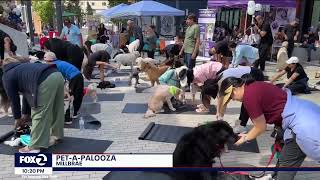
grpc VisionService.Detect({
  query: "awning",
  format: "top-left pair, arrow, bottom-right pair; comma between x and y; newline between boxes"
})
208,0 -> 297,8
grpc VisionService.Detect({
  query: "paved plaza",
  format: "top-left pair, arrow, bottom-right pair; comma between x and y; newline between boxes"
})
0,60 -> 319,179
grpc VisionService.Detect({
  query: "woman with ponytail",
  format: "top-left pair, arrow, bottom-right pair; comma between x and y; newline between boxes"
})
219,77 -> 320,180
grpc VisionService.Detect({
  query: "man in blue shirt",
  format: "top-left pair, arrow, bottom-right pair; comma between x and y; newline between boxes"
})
228,41 -> 259,68
60,19 -> 83,46
44,52 -> 84,122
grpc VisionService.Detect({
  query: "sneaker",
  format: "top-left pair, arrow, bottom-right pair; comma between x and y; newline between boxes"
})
234,124 -> 249,134
72,113 -> 79,119
49,136 -> 59,147
65,116 -> 72,125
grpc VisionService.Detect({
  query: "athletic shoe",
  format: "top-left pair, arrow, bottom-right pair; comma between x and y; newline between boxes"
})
72,113 -> 79,119
65,116 -> 72,125
49,136 -> 59,147
234,124 -> 249,134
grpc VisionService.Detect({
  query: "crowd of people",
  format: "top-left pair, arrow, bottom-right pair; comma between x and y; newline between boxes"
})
0,12 -> 320,180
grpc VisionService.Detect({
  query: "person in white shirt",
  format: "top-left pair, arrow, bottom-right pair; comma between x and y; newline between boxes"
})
60,19 -> 83,46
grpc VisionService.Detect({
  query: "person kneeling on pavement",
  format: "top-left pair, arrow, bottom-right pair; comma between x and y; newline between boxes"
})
43,52 -> 84,124
270,56 -> 311,95
2,57 -> 65,153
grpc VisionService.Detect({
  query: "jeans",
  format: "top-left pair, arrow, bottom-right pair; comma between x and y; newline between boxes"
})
302,43 -> 316,61
287,40 -> 294,58
184,53 -> 196,69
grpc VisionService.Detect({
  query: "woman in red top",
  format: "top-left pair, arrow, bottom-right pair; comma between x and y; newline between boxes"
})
219,75 -> 320,180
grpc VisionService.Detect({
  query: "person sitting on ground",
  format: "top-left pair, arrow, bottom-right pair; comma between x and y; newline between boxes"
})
43,52 -> 84,123
83,50 -> 118,85
209,40 -> 232,69
161,35 -> 184,67
2,56 -> 65,153
276,41 -> 289,72
228,41 -> 259,67
270,56 -> 310,95
301,28 -> 318,62
186,61 -> 225,111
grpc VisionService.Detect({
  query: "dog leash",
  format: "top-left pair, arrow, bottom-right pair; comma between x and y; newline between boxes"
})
219,141 -> 282,178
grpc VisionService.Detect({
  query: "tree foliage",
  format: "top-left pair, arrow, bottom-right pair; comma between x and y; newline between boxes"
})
64,0 -> 83,25
32,0 -> 55,24
86,2 -> 94,15
108,0 -> 130,8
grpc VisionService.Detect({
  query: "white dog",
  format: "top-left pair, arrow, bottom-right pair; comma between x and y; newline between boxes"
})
113,51 -> 140,71
127,39 -> 140,53
144,85 -> 184,118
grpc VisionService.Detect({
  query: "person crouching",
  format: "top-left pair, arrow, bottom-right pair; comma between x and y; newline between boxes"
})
2,57 -> 65,153
43,52 -> 84,123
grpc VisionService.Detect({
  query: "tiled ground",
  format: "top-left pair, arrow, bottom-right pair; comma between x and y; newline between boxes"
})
0,60 -> 319,180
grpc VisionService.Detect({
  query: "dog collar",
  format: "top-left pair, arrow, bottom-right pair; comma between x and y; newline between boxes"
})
168,86 -> 178,96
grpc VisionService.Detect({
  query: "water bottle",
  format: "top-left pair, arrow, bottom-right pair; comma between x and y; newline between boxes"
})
79,117 -> 85,131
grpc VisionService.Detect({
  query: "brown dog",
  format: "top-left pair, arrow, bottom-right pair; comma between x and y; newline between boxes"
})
140,61 -> 169,86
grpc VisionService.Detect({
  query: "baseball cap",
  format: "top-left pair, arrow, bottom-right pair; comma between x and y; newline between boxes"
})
286,56 -> 299,64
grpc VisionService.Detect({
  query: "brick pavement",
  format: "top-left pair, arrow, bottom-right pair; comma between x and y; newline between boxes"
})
0,61 -> 319,180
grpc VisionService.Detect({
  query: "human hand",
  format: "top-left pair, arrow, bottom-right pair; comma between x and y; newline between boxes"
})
191,53 -> 197,59
235,133 -> 247,146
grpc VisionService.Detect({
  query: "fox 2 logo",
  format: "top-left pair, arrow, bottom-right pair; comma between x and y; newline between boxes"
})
15,153 -> 52,167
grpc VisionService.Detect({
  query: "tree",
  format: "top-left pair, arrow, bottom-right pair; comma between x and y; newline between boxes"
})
86,2 -> 94,15
108,0 -> 129,7
32,0 -> 55,25
64,0 -> 83,25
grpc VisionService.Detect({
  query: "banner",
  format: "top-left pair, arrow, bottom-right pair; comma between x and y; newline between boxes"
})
198,9 -> 216,57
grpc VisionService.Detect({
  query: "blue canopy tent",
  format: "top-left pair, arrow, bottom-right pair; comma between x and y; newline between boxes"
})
98,3 -> 128,19
109,0 -> 185,18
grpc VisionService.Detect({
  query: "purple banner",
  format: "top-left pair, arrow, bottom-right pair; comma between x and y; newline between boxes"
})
199,9 -> 217,18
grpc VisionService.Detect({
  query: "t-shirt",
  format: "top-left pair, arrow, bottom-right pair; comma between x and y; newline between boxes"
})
219,66 -> 251,83
214,40 -> 230,56
284,25 -> 298,42
243,82 -> 287,126
88,51 -> 110,66
165,44 -> 181,56
53,60 -> 80,80
193,61 -> 223,86
61,24 -> 81,46
285,63 -> 308,82
259,22 -> 273,46
183,24 -> 200,54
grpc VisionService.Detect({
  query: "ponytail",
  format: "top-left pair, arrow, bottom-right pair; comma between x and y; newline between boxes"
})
241,73 -> 255,85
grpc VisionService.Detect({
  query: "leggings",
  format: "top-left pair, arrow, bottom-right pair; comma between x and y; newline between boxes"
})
239,67 -> 264,126
69,74 -> 84,115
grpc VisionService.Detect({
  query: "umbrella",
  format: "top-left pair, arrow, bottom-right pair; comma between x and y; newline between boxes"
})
110,0 -> 185,18
62,11 -> 77,17
98,3 -> 129,18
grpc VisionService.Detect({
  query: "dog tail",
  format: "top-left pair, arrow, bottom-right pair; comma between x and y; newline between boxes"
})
144,109 -> 156,118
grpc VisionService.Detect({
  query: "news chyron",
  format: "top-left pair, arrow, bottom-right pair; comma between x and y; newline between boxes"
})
15,153 -> 53,178
15,153 -> 173,177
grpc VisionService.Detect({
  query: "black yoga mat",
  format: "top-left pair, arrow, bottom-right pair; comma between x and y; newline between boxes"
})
0,116 -> 31,126
0,129 -> 14,144
103,171 -> 172,180
139,122 -> 260,153
83,93 -> 125,103
64,114 -> 101,130
0,137 -> 112,155
79,103 -> 101,114
122,103 -> 216,115
92,72 -> 130,79
276,83 -> 320,92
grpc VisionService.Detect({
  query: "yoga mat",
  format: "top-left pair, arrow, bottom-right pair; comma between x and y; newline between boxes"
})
103,171 -> 172,180
276,83 -> 320,92
0,116 -> 31,126
0,137 -> 112,155
0,129 -> 14,143
64,114 -> 101,130
122,103 -> 216,115
135,83 -> 152,93
139,123 -> 260,153
79,103 -> 101,114
92,72 -> 130,79
83,93 -> 125,103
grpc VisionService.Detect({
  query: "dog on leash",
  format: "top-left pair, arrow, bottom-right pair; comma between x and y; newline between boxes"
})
173,120 -> 256,180
83,83 -> 98,102
144,85 -> 184,118
140,61 -> 170,86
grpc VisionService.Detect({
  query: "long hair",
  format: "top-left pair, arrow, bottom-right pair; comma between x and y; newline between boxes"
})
219,74 -> 255,97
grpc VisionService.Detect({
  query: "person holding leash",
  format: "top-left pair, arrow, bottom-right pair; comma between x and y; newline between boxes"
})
219,76 -> 320,180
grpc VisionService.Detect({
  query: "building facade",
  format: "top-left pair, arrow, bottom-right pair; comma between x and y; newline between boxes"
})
79,0 -> 109,14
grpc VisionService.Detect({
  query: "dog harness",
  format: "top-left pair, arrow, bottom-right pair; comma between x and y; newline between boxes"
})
168,86 -> 178,96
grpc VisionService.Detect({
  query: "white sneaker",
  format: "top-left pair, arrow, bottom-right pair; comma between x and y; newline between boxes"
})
72,113 -> 79,119
49,136 -> 59,147
234,124 -> 249,134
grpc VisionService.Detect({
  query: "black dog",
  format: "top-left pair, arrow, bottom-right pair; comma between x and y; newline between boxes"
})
97,81 -> 115,89
173,121 -> 252,180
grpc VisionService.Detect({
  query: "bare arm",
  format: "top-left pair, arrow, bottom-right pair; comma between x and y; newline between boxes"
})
96,61 -> 118,69
235,115 -> 267,145
179,44 -> 185,56
270,70 -> 286,84
283,72 -> 299,88
192,37 -> 200,59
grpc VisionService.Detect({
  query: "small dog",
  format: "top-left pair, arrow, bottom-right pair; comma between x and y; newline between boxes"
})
140,61 -> 170,86
97,81 -> 115,89
83,83 -> 98,102
144,85 -> 184,118
113,51 -> 140,69
128,67 -> 141,87
128,39 -> 140,53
